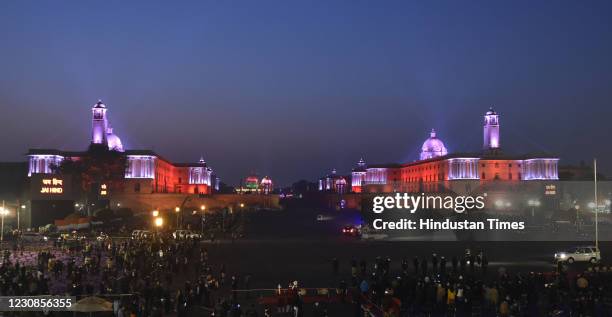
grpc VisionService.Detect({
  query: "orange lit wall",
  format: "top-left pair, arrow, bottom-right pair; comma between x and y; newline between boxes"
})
479,159 -> 522,181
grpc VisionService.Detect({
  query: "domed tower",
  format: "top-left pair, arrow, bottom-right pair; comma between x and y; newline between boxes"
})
483,107 -> 500,151
91,100 -> 108,145
420,129 -> 448,160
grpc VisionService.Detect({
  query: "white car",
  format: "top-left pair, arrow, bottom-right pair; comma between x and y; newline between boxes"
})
172,230 -> 201,240
316,214 -> 332,221
554,246 -> 601,264
131,230 -> 152,240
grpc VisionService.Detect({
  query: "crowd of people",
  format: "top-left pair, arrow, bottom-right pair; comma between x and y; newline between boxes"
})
1,216 -> 611,317
321,252 -> 612,316
0,232 -> 252,317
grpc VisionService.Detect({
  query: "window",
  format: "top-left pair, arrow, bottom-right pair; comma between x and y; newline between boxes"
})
481,172 -> 486,179
134,183 -> 141,193
481,163 -> 485,167
508,173 -> 512,180
508,164 -> 512,167
178,177 -> 182,184
495,163 -> 499,168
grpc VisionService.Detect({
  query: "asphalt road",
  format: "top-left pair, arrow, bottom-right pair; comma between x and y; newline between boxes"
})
201,207 -> 612,290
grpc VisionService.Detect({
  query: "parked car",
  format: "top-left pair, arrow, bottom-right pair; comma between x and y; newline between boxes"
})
131,230 -> 152,240
20,232 -> 47,242
316,214 -> 333,221
57,231 -> 86,242
172,230 -> 201,240
554,246 -> 601,264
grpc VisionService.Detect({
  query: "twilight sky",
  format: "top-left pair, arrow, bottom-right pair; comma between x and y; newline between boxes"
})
1,1 -> 611,186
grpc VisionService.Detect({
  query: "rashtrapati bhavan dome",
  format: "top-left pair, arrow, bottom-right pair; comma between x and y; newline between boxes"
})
320,107 -> 559,194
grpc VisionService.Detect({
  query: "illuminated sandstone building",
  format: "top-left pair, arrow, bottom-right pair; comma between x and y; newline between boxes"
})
318,169 -> 349,194
27,100 -> 220,195
323,107 -> 559,194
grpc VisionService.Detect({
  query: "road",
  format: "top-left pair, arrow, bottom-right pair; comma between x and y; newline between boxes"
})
201,207 -> 612,290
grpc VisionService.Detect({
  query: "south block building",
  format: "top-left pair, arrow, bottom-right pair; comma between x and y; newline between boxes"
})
28,100 -> 221,196
23,100 -> 221,226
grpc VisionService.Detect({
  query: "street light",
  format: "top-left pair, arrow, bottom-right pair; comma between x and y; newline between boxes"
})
175,206 -> 181,229
154,217 -> 164,227
152,210 -> 159,217
19,204 -> 25,231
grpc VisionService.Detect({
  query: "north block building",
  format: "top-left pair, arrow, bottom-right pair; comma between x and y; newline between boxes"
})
324,108 -> 559,195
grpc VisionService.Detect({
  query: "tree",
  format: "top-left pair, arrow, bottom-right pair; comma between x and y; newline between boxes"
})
53,144 -> 127,212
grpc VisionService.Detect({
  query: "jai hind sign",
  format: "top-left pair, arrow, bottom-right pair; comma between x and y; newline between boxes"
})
40,178 -> 63,194
30,175 -> 71,200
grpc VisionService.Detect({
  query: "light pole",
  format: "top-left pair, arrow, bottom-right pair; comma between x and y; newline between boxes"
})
0,202 -> 8,243
175,206 -> 181,229
594,158 -> 599,251
200,205 -> 206,234
575,204 -> 581,231
154,217 -> 163,236
19,205 -> 25,231
527,199 -> 540,218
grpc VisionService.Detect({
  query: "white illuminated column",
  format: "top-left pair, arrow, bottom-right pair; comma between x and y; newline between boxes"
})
28,155 -> 64,176
125,155 -> 156,179
483,107 -> 500,150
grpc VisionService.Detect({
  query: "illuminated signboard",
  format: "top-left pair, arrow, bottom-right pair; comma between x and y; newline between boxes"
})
41,178 -> 63,194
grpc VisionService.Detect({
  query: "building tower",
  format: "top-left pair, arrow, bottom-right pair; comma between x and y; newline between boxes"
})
483,107 -> 500,151
91,100 -> 108,145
